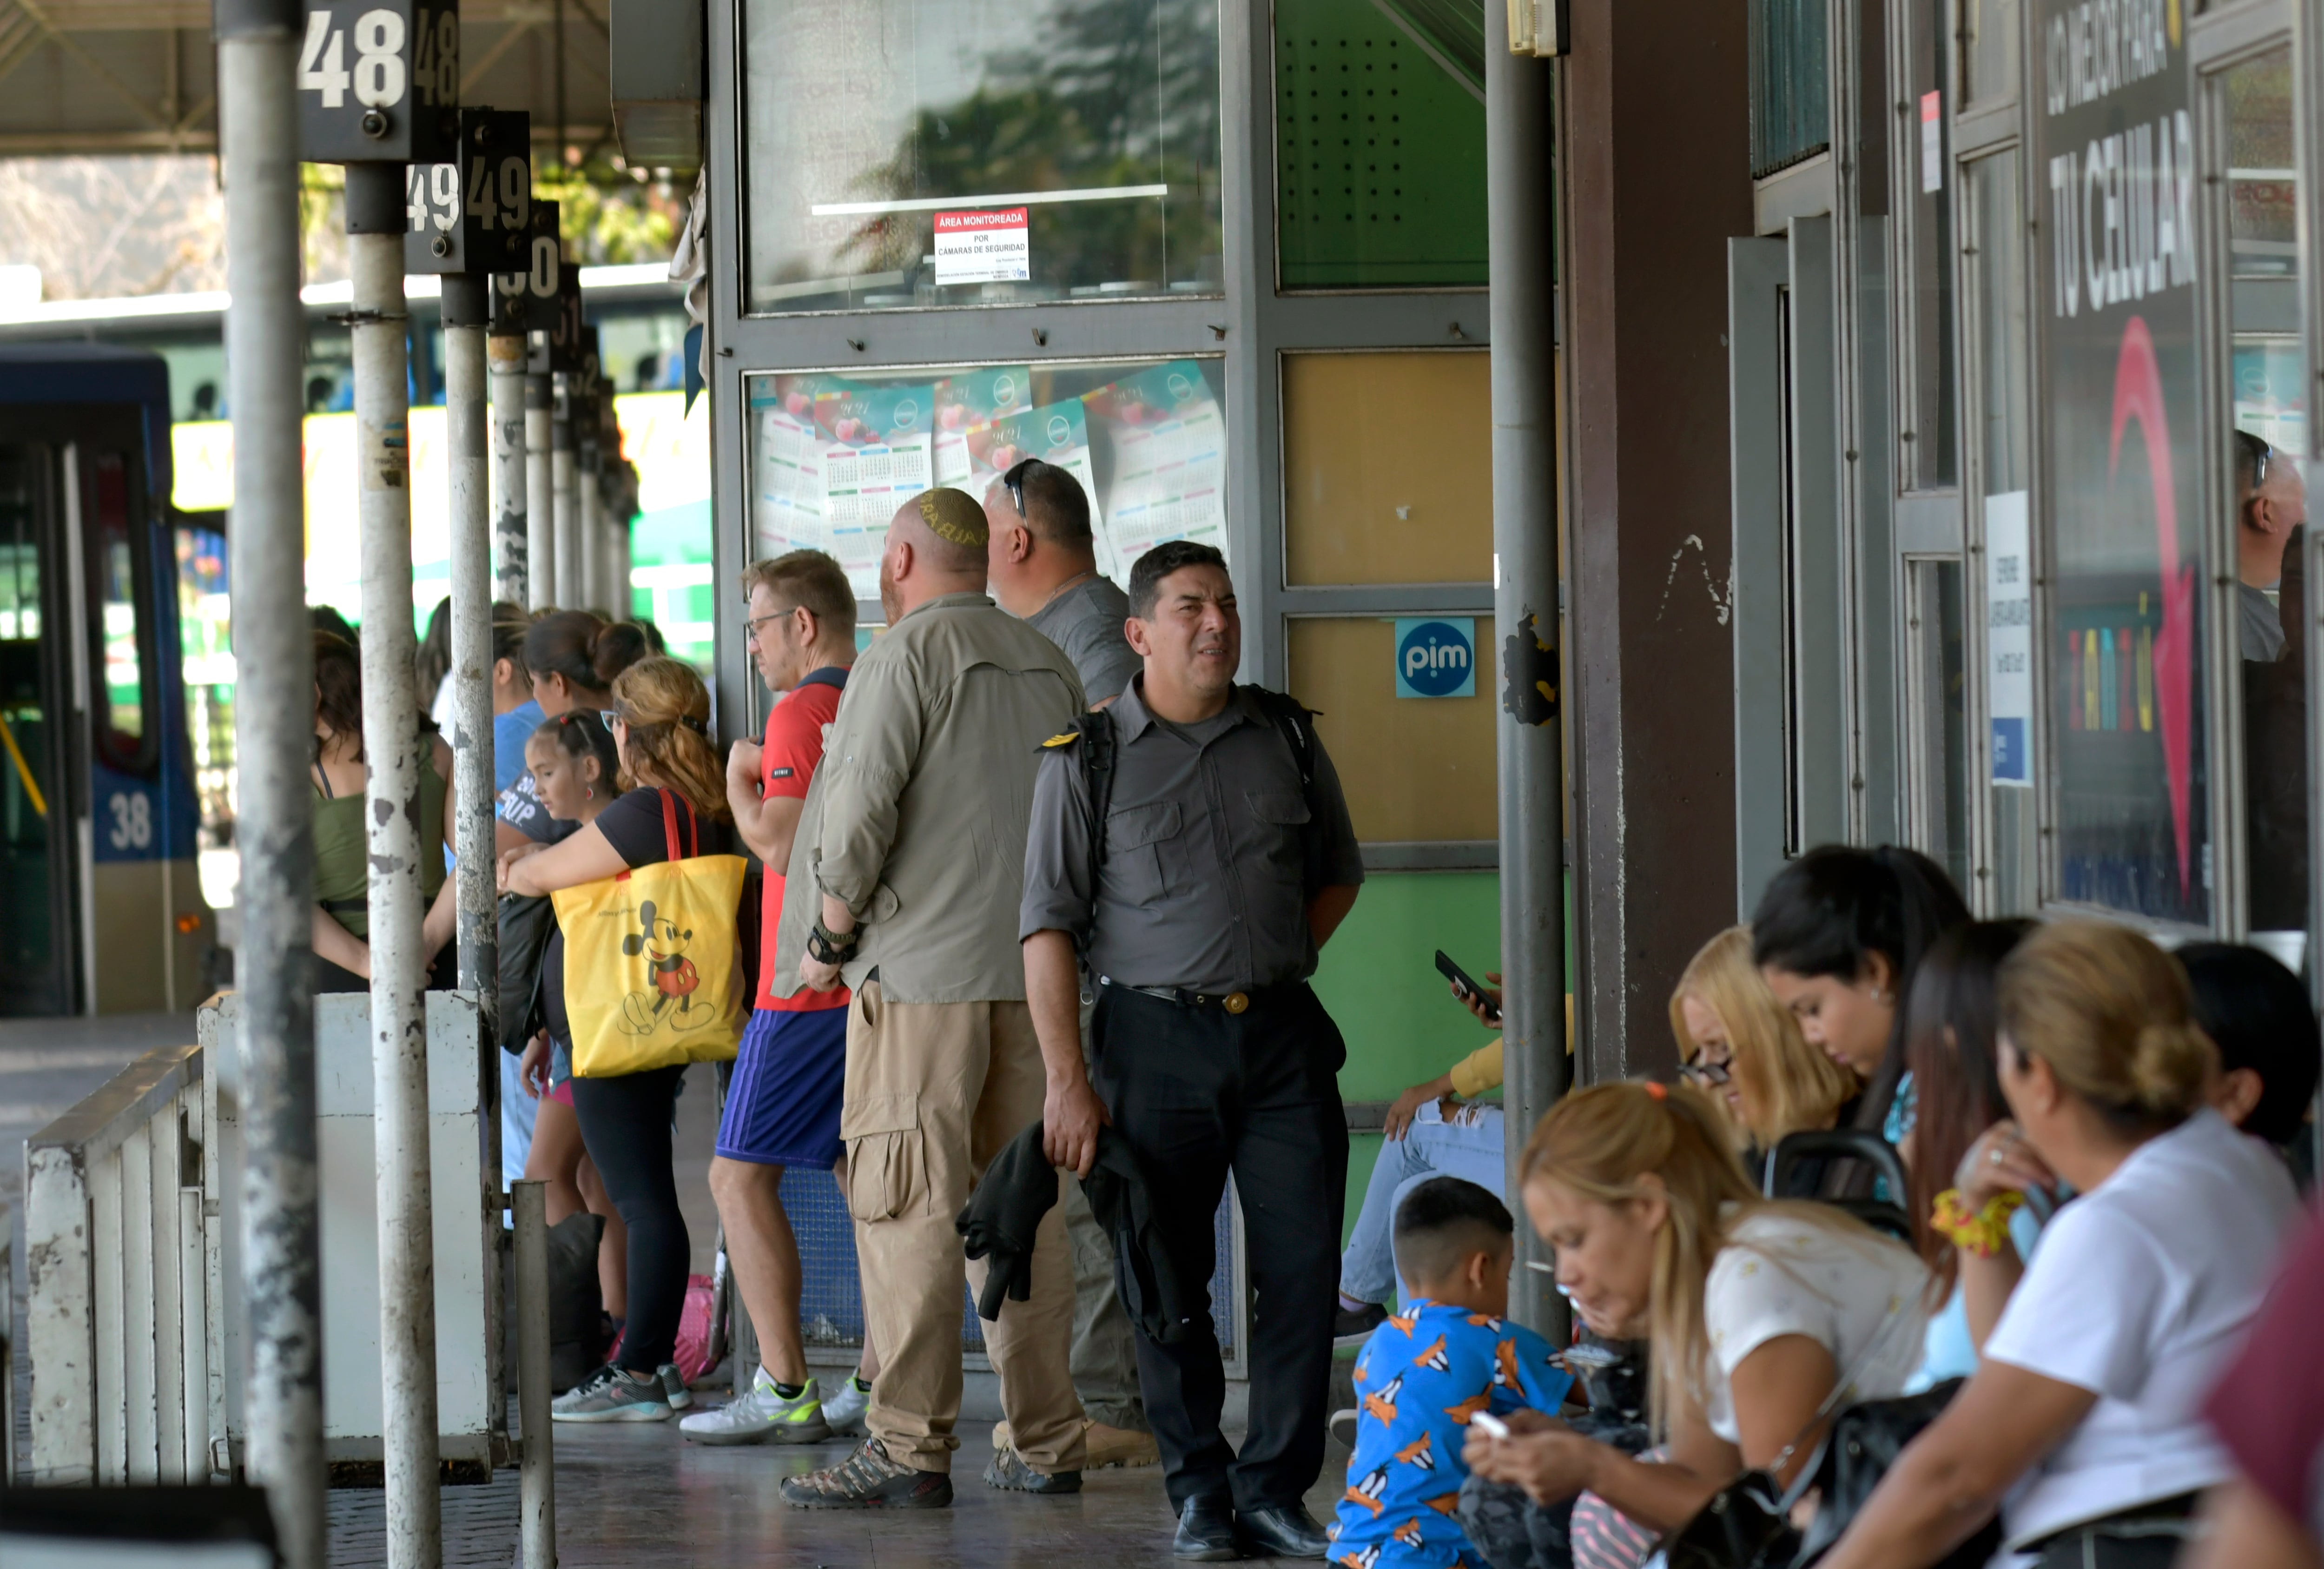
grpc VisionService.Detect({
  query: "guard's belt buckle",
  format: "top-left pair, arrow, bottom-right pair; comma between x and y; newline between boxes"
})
1223,992 -> 1250,1014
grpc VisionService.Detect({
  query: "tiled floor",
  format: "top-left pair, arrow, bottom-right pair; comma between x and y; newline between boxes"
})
319,1414 -> 1356,1569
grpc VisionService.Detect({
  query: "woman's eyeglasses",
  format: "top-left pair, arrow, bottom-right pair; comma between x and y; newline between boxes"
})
599,709 -> 621,731
1679,1058 -> 1731,1088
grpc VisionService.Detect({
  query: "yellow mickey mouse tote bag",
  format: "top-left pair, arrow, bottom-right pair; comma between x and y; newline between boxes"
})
554,789 -> 747,1077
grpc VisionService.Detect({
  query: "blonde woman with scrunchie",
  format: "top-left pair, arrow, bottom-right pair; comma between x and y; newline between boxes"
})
1813,920 -> 2300,1569
502,655 -> 738,1422
1457,1079 -> 1930,1569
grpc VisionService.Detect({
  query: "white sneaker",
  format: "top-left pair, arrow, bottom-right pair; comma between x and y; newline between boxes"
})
678,1368 -> 832,1446
821,1373 -> 871,1436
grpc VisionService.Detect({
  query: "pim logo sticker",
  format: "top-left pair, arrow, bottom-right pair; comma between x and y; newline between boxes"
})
1394,617 -> 1476,699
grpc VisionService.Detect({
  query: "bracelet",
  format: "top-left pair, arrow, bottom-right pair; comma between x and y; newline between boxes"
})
807,921 -> 859,966
1930,1188 -> 2025,1258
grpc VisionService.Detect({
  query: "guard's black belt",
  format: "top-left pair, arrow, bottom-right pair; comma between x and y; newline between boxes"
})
1098,977 -> 1302,1016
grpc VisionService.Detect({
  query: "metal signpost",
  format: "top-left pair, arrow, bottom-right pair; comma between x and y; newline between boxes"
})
296,5 -> 454,1562
216,2 -> 324,1563
496,198 -> 561,609
1486,3 -> 1569,1337
542,264 -> 585,610
408,106 -> 528,1050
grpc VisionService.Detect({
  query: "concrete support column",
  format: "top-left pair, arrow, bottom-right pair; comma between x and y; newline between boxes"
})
1559,0 -> 1754,1072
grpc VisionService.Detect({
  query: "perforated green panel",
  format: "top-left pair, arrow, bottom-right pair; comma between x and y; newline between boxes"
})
1274,0 -> 1490,289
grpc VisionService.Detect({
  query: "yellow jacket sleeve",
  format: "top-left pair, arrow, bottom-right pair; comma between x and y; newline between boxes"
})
1448,1038 -> 1504,1099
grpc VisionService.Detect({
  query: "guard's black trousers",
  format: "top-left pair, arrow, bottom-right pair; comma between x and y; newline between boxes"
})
1092,981 -> 1349,1513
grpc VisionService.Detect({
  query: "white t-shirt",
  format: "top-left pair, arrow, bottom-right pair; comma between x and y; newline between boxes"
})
1982,1108 -> 2299,1548
1699,1209 -> 1933,1445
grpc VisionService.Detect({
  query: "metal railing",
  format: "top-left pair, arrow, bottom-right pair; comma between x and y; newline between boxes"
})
20,996 -> 552,1569
23,1044 -> 214,1486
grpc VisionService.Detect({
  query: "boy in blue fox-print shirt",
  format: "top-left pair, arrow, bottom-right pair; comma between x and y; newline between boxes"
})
1330,1178 -> 1573,1569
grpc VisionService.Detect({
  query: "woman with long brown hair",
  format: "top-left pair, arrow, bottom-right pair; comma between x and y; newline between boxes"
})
502,655 -> 736,1421
309,630 -> 458,989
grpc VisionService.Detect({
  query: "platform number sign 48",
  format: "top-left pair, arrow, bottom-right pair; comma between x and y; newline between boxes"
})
296,1 -> 460,166
406,108 -> 531,273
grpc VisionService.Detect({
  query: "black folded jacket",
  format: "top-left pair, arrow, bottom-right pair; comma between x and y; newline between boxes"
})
956,1119 -> 1206,1345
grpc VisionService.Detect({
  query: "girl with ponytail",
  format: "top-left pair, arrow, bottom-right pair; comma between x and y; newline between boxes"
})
1814,922 -> 2302,1569
1459,1080 -> 1929,1562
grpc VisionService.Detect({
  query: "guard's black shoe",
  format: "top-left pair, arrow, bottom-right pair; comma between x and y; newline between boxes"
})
1237,1503 -> 1330,1559
1172,1495 -> 1243,1561
1332,1301 -> 1390,1344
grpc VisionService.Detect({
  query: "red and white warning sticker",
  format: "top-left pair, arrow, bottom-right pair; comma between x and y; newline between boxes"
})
932,206 -> 1030,285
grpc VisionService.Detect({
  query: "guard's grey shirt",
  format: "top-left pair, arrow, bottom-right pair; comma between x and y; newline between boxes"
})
1019,677 -> 1365,993
1025,573 -> 1141,705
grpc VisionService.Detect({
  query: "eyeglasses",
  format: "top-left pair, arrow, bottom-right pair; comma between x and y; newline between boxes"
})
745,605 -> 796,642
599,709 -> 622,731
1679,1058 -> 1731,1089
1003,457 -> 1036,518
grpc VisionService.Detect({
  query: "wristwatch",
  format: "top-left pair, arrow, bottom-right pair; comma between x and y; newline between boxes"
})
807,920 -> 859,966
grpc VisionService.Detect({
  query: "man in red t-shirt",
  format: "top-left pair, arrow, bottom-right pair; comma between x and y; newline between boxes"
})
681,549 -> 864,1447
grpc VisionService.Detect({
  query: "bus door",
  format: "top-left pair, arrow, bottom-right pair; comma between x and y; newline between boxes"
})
0,434 -> 78,1015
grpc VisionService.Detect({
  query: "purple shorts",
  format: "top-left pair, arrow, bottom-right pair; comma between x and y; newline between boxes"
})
715,1004 -> 847,1168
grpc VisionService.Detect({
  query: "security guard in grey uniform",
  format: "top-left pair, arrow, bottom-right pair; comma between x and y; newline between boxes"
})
1020,539 -> 1364,1561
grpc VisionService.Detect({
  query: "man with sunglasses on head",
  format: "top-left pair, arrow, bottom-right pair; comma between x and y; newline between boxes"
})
2234,430 -> 2308,662
981,457 -> 1160,1476
986,457 -> 1142,707
2235,431 -> 2313,929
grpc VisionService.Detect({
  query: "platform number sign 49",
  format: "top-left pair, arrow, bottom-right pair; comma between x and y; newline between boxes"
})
406,107 -> 532,274
296,1 -> 460,166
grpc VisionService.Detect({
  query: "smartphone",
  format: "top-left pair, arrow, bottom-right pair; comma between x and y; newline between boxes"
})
1435,949 -> 1503,1023
1468,1410 -> 1511,1440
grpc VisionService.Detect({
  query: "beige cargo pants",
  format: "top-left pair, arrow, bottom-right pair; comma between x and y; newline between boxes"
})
840,978 -> 1086,1475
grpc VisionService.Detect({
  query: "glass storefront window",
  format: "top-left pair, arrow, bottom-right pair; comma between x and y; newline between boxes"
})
1286,616 -> 1497,841
1961,0 -> 2021,106
1282,351 -> 1491,583
746,357 -> 1226,597
1967,150 -> 2037,914
1274,0 -> 1488,290
2033,1 -> 2204,925
1908,557 -> 1971,892
1904,0 -> 1958,490
2221,47 -> 2308,938
740,0 -> 1224,315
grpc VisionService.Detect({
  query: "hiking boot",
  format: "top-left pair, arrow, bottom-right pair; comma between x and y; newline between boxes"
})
658,1364 -> 694,1411
779,1438 -> 953,1509
678,1369 -> 832,1446
983,1444 -> 1082,1494
822,1373 -> 871,1436
993,1417 -> 1159,1470
550,1364 -> 673,1423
